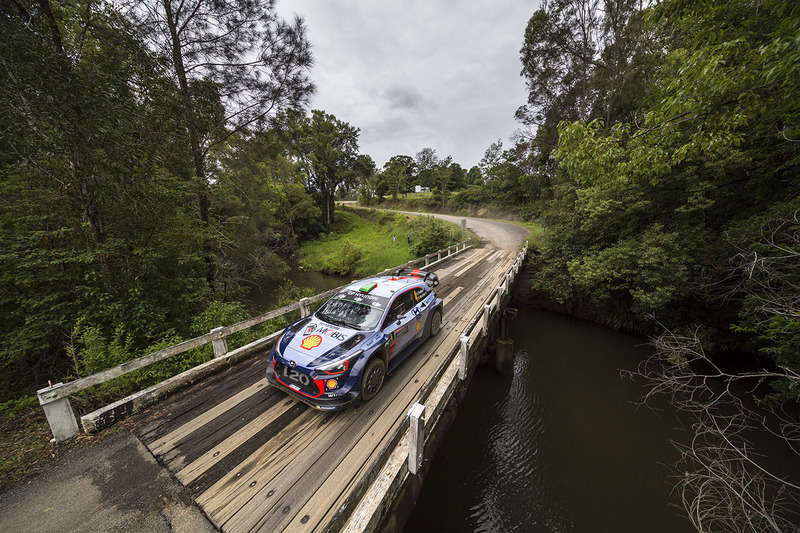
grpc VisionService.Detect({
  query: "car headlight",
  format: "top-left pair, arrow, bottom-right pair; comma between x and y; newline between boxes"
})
316,350 -> 363,376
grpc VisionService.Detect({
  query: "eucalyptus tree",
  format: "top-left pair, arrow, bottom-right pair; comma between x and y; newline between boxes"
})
277,110 -> 361,228
414,147 -> 439,189
479,140 -> 503,193
125,0 -> 315,281
517,0 -> 655,157
383,155 -> 415,199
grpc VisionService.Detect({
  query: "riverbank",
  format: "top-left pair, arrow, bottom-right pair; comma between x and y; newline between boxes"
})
297,206 -> 473,277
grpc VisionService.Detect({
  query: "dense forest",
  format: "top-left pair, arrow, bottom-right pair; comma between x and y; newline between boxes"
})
2,0 -> 799,527
510,1 -> 800,529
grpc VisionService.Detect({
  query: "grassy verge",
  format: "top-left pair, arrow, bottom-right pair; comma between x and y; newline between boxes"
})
298,207 -> 472,277
299,209 -> 416,277
506,220 -> 544,249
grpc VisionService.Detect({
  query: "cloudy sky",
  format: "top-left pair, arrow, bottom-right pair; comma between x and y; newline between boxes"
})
275,1 -> 539,169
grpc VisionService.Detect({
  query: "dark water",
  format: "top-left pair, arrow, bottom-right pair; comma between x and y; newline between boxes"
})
245,268 -> 352,311
405,308 -> 692,533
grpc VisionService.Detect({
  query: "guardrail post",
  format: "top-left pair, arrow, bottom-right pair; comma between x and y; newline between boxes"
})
483,305 -> 491,335
37,384 -> 79,442
408,403 -> 425,475
459,336 -> 470,380
425,255 -> 429,267
497,284 -> 503,304
211,327 -> 229,358
437,249 -> 442,261
300,297 -> 311,318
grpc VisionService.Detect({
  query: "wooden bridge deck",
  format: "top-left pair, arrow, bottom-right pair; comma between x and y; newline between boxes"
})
131,244 -> 519,532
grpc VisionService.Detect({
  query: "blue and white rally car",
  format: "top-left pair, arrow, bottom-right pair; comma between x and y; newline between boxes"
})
266,268 -> 443,410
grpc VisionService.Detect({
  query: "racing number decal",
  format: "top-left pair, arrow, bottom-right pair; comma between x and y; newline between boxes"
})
281,365 -> 311,386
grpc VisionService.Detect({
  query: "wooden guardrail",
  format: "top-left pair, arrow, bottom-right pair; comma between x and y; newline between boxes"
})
342,239 -> 528,532
37,240 -> 474,442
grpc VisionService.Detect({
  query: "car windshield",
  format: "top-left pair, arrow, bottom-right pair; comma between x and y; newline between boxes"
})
316,290 -> 390,331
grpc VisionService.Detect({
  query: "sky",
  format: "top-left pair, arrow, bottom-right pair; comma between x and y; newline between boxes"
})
275,0 -> 539,169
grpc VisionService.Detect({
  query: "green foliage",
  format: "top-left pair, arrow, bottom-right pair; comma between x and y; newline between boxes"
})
567,225 -> 689,315
298,210 -> 416,276
409,216 -> 459,256
0,1 -> 327,404
0,396 -> 38,421
275,109 -> 362,228
527,0 -> 800,349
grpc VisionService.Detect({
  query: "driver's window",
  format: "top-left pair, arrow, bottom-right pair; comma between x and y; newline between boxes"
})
386,292 -> 413,325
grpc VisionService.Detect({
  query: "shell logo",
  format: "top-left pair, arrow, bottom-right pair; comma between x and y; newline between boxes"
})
300,335 -> 323,350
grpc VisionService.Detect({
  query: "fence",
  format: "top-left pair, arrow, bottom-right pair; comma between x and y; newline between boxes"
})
37,240 -> 474,442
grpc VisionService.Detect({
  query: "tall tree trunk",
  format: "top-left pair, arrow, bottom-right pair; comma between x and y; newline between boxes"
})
164,0 -> 215,285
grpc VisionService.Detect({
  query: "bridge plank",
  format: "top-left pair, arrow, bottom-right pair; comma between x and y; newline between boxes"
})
176,397 -> 299,485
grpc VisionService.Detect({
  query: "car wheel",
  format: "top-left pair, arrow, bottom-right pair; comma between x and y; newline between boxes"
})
430,308 -> 442,337
360,358 -> 386,401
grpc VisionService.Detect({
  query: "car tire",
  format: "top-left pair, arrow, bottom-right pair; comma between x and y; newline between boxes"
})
430,308 -> 442,337
360,358 -> 386,401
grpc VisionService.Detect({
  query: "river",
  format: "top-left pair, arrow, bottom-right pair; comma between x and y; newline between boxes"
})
405,307 -> 692,532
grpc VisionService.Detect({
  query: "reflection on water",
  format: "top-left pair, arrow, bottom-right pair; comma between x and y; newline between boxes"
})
245,268 -> 352,311
405,308 -> 692,533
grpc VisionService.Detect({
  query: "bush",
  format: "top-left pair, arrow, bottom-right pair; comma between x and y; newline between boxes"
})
326,240 -> 363,275
409,215 -> 457,256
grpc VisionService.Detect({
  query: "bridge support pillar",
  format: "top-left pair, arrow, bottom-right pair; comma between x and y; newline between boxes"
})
494,308 -> 518,378
38,383 -> 79,442
408,403 -> 425,475
495,339 -> 515,379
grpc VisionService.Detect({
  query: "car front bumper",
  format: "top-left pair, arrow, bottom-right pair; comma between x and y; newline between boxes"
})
265,359 -> 360,411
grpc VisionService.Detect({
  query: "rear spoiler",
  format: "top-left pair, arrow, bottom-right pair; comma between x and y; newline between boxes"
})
394,268 -> 439,287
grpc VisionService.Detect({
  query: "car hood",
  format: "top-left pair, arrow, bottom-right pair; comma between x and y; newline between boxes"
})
280,320 -> 365,367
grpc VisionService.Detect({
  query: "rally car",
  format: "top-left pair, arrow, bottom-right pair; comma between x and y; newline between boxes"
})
265,268 -> 443,410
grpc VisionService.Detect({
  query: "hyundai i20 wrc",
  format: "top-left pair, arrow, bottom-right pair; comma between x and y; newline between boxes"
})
265,268 -> 443,410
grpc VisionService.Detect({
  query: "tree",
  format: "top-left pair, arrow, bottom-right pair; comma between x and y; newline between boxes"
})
432,156 -> 455,206
479,140 -> 503,193
213,130 -> 322,291
384,155 -> 415,199
0,0 -> 208,397
465,166 -> 483,187
517,0 -> 656,158
127,0 -> 315,282
414,148 -> 439,189
279,110 -> 361,228
631,327 -> 800,532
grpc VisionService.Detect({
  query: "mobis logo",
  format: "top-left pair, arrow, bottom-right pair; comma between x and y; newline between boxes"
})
304,323 -> 348,342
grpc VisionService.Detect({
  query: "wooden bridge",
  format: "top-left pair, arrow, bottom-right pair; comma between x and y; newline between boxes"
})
37,214 -> 528,532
